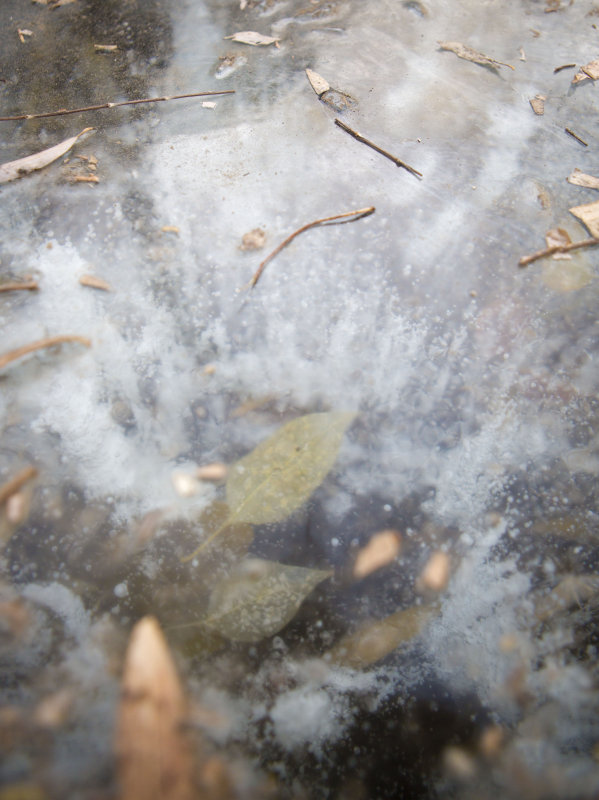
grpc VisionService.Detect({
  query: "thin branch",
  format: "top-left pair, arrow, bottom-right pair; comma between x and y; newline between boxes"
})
519,236 -> 599,267
0,90 -> 235,122
0,335 -> 91,370
249,206 -> 375,288
0,280 -> 39,293
553,63 -> 576,73
0,465 -> 38,506
334,118 -> 422,178
565,127 -> 588,146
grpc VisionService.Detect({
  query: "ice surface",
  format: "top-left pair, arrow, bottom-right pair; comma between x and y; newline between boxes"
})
1,0 -> 599,796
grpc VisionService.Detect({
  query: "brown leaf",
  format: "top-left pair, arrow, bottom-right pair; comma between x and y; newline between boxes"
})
529,94 -> 546,115
353,530 -> 401,579
572,58 -> 599,84
305,68 -> 331,96
0,128 -> 93,184
438,41 -> 514,70
567,168 -> 599,190
116,617 -> 195,800
569,199 -> 599,236
224,31 -> 279,46
545,227 -> 572,260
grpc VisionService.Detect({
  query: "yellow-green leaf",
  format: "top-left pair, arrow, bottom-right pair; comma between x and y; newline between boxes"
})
226,411 -> 355,526
204,558 -> 332,642
327,603 -> 438,669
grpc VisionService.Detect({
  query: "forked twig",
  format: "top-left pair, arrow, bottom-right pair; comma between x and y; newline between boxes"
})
519,236 -> 599,267
0,281 -> 39,293
0,90 -> 235,122
0,466 -> 38,505
249,206 -> 375,288
0,335 -> 91,369
334,118 -> 422,178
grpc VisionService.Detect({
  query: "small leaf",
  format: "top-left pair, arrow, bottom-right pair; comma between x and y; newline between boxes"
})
438,41 -> 514,71
569,199 -> 599,236
226,411 -> 355,525
572,58 -> 599,84
0,128 -> 94,184
224,31 -> 279,46
529,94 -> 546,115
305,68 -> 331,96
204,558 -> 332,642
327,603 -> 438,668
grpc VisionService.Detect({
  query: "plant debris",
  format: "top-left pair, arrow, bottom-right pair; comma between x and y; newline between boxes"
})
224,31 -> 279,46
565,127 -> 588,146
518,235 -> 599,267
116,617 -> 195,800
0,335 -> 91,370
554,63 -> 576,73
305,68 -> 357,111
353,530 -> 402,579
572,58 -> 599,83
567,168 -> 599,189
0,280 -> 38,293
240,228 -> 266,251
529,94 -> 546,115
17,29 -> 33,43
545,227 -> 573,259
0,91 -> 234,122
305,68 -> 331,96
569,200 -> 599,236
196,463 -> 228,483
93,44 -> 117,53
250,206 -> 374,287
415,551 -> 450,593
438,41 -> 514,70
33,0 -> 76,5
0,466 -> 37,506
79,274 -> 111,291
0,128 -> 93,184
334,118 -> 422,178
161,225 -> 180,235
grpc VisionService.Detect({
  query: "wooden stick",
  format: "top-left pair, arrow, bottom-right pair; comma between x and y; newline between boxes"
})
519,236 -> 599,267
334,118 -> 422,178
0,335 -> 91,369
565,127 -> 588,147
0,280 -> 38,293
250,206 -> 375,288
0,90 -> 235,122
0,466 -> 37,505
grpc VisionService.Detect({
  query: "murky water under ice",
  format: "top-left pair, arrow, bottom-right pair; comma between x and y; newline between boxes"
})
1,0 -> 599,797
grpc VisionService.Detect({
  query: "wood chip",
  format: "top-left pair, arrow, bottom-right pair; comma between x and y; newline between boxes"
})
73,175 -> 99,183
0,280 -> 38,293
353,529 -> 402,579
224,31 -> 279,46
305,68 -> 331,96
17,29 -> 33,43
569,200 -> 599,236
545,227 -> 572,259
0,128 -> 94,184
415,551 -> 450,593
567,168 -> 599,189
79,274 -> 111,291
196,463 -> 228,483
572,58 -> 599,83
240,228 -> 266,251
116,617 -> 195,800
529,94 -> 546,115
94,44 -> 118,52
438,41 -> 514,70
553,63 -> 576,73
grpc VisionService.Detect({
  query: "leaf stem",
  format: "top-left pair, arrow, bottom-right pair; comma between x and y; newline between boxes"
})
250,206 -> 375,288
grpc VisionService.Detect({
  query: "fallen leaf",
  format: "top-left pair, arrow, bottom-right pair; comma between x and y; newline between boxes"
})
116,617 -> 195,800
569,199 -> 599,236
353,530 -> 401,579
224,31 -> 279,46
567,168 -> 599,189
240,228 -> 267,251
191,502 -> 254,586
438,41 -> 514,70
204,558 -> 331,642
572,58 -> 599,84
328,603 -> 438,668
529,94 -> 546,115
79,274 -> 111,291
545,227 -> 572,259
0,128 -> 94,184
305,68 -> 331,96
226,411 -> 355,525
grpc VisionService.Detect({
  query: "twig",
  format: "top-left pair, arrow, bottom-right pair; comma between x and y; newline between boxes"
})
0,90 -> 235,122
519,236 -> 599,267
0,280 -> 38,293
249,206 -> 375,288
0,465 -> 38,506
334,118 -> 422,178
565,127 -> 588,147
553,63 -> 576,73
0,335 -> 91,370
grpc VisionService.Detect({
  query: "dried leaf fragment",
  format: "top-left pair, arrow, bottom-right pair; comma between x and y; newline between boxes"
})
438,41 -> 514,70
529,94 -> 546,115
353,530 -> 401,579
567,168 -> 599,189
116,617 -> 195,800
79,274 -> 111,291
572,58 -> 599,84
545,227 -> 572,259
240,228 -> 266,251
569,199 -> 599,236
305,68 -> 331,96
224,31 -> 279,46
204,558 -> 331,642
0,128 -> 94,184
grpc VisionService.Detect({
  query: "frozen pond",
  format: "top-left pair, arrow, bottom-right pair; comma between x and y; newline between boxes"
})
1,0 -> 599,797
